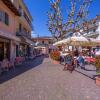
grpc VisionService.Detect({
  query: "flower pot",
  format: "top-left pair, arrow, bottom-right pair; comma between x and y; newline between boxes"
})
50,51 -> 60,63
52,60 -> 59,64
96,68 -> 100,75
95,77 -> 100,86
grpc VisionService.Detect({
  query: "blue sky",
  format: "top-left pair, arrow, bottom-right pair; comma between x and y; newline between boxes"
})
24,0 -> 100,37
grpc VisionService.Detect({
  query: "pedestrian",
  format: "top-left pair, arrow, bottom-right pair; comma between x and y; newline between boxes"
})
77,53 -> 85,69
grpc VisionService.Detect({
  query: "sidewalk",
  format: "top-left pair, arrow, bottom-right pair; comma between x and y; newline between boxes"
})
0,57 -> 100,100
75,64 -> 97,80
61,62 -> 97,80
0,55 -> 45,84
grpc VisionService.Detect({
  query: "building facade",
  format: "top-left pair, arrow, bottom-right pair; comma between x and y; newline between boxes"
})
0,0 -> 33,61
82,15 -> 100,39
61,15 -> 100,40
32,37 -> 53,55
32,37 -> 53,46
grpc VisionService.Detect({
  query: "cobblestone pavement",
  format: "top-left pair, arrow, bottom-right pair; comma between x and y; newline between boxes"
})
0,56 -> 100,100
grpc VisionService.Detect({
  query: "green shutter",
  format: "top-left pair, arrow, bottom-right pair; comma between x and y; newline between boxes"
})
5,12 -> 9,25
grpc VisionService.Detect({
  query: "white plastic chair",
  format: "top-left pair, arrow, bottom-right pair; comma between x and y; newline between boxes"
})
1,59 -> 9,71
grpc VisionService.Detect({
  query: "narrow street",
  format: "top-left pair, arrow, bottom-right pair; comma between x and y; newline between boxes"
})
0,56 -> 100,100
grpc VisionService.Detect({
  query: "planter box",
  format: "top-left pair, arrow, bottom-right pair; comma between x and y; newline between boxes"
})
95,77 -> 100,86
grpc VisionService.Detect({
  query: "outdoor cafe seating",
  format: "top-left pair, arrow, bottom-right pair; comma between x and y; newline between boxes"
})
15,57 -> 25,65
84,56 -> 95,64
0,57 -> 24,73
0,59 -> 10,71
60,51 -> 96,67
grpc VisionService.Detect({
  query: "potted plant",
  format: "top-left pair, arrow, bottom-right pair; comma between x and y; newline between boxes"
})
95,55 -> 100,86
50,51 -> 60,64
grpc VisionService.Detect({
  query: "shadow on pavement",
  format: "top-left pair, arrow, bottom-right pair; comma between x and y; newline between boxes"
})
85,69 -> 96,71
0,55 -> 45,84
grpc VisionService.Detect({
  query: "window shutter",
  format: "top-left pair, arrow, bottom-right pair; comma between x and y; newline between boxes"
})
0,10 -> 4,22
0,10 -> 2,21
2,11 -> 5,23
5,12 -> 9,25
19,23 -> 22,32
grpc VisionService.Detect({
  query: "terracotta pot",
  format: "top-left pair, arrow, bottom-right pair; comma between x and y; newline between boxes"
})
52,60 -> 59,64
95,77 -> 100,86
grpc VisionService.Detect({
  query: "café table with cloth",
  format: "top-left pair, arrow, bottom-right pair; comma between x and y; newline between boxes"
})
84,56 -> 95,64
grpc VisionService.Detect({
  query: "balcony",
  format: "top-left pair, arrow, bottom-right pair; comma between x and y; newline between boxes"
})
88,23 -> 99,29
16,31 -> 22,36
19,10 -> 32,29
16,31 -> 31,39
1,0 -> 21,16
84,31 -> 99,38
23,13 -> 33,29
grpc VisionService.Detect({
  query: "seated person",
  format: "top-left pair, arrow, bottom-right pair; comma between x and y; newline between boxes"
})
63,54 -> 74,72
77,53 -> 85,69
60,52 -> 64,63
65,54 -> 73,65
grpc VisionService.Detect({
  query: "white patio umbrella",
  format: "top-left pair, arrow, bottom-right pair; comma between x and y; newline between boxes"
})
61,35 -> 89,46
53,33 -> 100,46
53,35 -> 89,46
88,38 -> 100,46
53,40 -> 65,46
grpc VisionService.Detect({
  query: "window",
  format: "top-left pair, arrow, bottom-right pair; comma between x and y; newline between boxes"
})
0,10 -> 4,22
19,5 -> 23,15
42,41 -> 44,44
23,12 -> 31,27
5,12 -> 9,25
49,41 -> 51,44
93,29 -> 96,32
0,10 -> 9,26
0,11 -> 2,21
19,23 -> 22,32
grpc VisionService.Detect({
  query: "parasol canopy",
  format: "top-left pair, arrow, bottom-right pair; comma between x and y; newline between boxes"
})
53,35 -> 89,46
66,35 -> 89,46
88,38 -> 100,46
53,32 -> 100,46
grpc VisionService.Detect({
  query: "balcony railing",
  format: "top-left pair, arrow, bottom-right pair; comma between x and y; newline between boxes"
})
88,23 -> 99,29
16,31 -> 22,36
23,14 -> 33,29
84,31 -> 99,38
19,10 -> 33,29
16,31 -> 31,39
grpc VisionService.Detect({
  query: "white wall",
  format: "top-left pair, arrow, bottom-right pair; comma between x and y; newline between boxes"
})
96,22 -> 100,39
